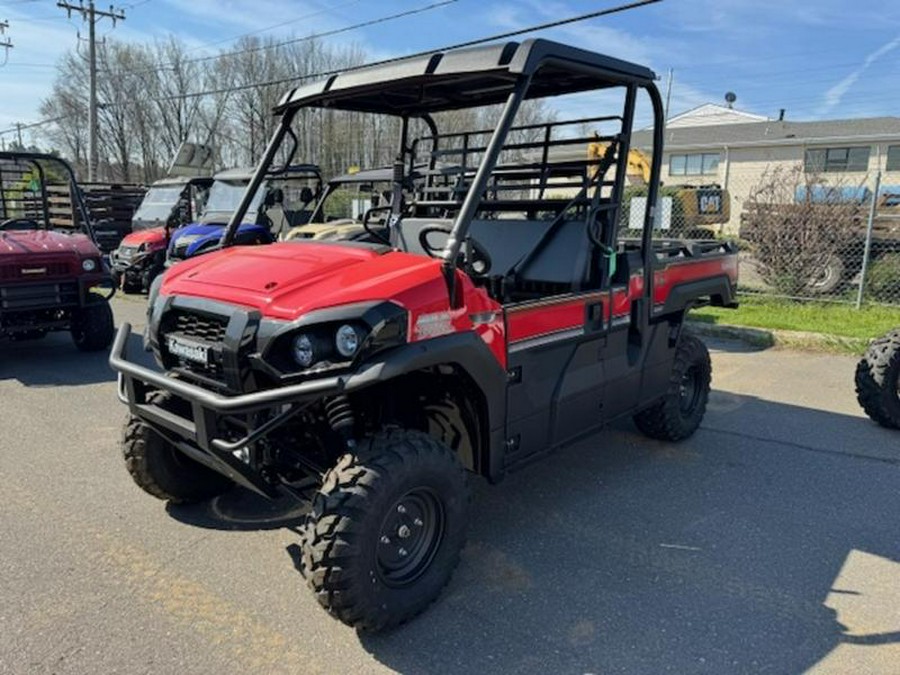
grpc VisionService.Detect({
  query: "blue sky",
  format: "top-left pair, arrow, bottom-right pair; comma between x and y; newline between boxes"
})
2,0 -> 899,141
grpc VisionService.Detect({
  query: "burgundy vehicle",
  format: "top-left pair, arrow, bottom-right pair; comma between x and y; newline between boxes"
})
1,152 -> 114,350
111,39 -> 738,630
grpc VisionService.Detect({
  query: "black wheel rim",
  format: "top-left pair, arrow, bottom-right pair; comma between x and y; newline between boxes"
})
376,488 -> 445,588
679,366 -> 701,415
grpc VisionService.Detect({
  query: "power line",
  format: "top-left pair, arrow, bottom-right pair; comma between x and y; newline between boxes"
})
154,0 -> 663,102
16,0 -> 664,131
105,0 -> 458,77
183,0 -> 363,54
0,115 -> 68,136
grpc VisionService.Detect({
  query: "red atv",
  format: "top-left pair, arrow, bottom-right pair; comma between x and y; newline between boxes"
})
111,39 -> 738,631
110,175 -> 213,293
1,152 -> 114,349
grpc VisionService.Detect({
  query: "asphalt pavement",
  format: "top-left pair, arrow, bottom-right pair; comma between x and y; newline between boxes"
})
1,294 -> 897,675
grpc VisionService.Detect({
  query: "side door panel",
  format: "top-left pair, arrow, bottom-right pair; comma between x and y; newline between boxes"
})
504,293 -> 608,468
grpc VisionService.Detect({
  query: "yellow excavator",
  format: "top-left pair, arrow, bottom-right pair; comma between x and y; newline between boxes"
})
588,138 -> 731,235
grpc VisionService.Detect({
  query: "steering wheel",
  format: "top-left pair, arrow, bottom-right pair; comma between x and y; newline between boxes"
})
418,225 -> 492,277
0,218 -> 41,231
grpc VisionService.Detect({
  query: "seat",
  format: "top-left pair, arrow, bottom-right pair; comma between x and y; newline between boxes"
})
263,188 -> 292,239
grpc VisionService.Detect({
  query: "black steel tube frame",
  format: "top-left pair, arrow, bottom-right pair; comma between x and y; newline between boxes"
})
0,151 -> 97,243
440,75 -> 532,292
640,83 -> 665,299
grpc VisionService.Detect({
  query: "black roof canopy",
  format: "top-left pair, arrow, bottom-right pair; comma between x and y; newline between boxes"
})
275,39 -> 657,116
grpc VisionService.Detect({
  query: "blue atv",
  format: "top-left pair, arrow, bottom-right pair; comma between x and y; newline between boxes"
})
167,164 -> 322,262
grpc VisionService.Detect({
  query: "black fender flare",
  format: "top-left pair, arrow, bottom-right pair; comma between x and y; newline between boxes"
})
345,331 -> 508,479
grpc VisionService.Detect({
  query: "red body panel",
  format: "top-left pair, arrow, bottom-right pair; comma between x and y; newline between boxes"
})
159,241 -> 736,372
0,230 -> 104,284
652,257 -> 738,308
506,295 -> 603,344
0,229 -> 99,258
120,227 -> 167,252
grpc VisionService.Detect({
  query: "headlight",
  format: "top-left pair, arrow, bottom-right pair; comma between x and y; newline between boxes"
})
175,234 -> 202,246
82,258 -> 97,272
292,334 -> 315,368
335,324 -> 361,358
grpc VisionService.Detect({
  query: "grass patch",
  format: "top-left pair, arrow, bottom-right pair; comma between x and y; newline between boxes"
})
691,296 -> 900,340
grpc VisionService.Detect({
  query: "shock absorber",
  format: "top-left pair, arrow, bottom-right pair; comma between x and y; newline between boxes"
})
324,395 -> 356,447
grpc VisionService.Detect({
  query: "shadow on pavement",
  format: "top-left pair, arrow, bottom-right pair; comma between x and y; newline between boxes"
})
161,390 -> 898,673
0,329 -> 152,387
167,488 -> 310,533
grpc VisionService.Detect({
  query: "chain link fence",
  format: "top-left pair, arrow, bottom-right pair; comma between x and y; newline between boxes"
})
620,162 -> 900,307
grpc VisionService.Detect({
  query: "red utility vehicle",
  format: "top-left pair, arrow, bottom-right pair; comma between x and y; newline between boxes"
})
111,39 -> 738,630
1,152 -> 114,349
110,175 -> 213,293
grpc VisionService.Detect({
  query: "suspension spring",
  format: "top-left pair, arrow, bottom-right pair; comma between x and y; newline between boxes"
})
324,395 -> 356,439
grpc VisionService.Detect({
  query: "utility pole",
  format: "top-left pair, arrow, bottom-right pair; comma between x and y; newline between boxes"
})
664,68 -> 674,122
15,122 -> 23,149
57,2 -> 125,182
0,20 -> 13,60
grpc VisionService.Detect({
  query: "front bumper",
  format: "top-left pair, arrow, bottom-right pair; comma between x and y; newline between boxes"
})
111,322 -> 376,497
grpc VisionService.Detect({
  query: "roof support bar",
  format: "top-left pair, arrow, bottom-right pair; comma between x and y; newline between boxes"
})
441,74 -> 532,304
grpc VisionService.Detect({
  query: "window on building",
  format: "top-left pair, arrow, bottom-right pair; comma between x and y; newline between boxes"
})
887,145 -> 900,171
804,146 -> 870,173
669,153 -> 719,176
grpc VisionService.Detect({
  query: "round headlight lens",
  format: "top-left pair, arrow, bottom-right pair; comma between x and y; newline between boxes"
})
335,324 -> 360,359
82,258 -> 97,272
292,334 -> 315,368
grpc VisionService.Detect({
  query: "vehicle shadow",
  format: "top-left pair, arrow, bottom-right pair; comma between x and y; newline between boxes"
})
163,390 -> 899,674
3,332 -> 100,386
167,488 -> 310,534
0,329 -> 152,387
356,393 -> 899,674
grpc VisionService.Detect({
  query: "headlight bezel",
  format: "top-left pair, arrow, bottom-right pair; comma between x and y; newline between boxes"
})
260,301 -> 407,378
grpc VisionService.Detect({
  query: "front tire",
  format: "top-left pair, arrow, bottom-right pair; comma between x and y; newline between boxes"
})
300,430 -> 470,632
855,328 -> 900,429
633,333 -> 712,441
71,299 -> 114,351
122,393 -> 233,503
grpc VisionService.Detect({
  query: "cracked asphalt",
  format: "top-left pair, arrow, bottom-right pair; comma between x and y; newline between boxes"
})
1,294 -> 897,674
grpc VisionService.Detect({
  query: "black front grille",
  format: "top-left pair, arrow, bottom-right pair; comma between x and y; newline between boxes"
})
161,309 -> 230,388
0,282 -> 79,310
172,311 -> 228,343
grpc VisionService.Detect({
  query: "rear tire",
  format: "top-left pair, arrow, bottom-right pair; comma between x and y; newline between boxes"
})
855,329 -> 900,429
122,392 -> 233,503
633,333 -> 711,441
300,429 -> 470,632
71,299 -> 114,351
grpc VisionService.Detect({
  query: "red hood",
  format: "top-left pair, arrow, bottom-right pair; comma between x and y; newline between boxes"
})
121,227 -> 167,248
0,229 -> 99,259
161,242 -> 448,321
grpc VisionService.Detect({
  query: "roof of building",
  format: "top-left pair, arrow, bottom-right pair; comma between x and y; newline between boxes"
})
666,103 -> 769,128
633,116 -> 900,151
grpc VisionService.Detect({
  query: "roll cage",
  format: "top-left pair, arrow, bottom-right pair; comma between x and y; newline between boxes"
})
222,38 -> 664,303
0,151 -> 97,243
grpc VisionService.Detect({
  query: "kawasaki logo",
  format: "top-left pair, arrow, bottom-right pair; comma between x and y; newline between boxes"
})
167,336 -> 209,365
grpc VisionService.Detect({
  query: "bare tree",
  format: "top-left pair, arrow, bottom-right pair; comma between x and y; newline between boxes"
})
741,164 -> 865,296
